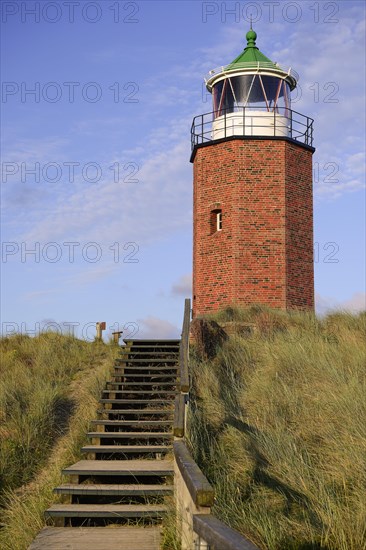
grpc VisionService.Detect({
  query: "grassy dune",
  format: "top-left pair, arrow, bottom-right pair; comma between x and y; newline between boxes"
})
0,332 -> 117,549
188,307 -> 366,550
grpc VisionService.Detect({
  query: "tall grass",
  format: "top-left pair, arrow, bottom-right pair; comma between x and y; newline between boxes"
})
188,307 -> 366,550
0,332 -> 117,549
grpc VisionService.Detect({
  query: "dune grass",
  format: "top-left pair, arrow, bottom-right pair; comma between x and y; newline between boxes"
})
188,306 -> 366,550
0,332 -> 117,549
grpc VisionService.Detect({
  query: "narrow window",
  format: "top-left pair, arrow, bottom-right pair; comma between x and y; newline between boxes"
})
210,208 -> 222,233
216,210 -> 222,231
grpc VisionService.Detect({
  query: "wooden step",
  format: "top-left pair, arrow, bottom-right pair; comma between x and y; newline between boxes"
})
110,372 -> 177,380
124,339 -> 180,343
114,365 -> 178,374
91,420 -> 173,427
107,382 -> 176,387
120,350 -> 179,354
87,432 -> 173,439
81,445 -> 172,455
102,390 -> 176,396
123,347 -> 179,351
62,460 -> 173,477
98,409 -> 174,415
54,484 -> 173,496
119,351 -> 178,356
99,399 -> 174,405
29,526 -> 162,550
116,365 -> 178,370
45,503 -> 168,519
115,357 -> 178,364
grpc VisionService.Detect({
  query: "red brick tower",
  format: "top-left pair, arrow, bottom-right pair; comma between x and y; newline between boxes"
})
191,28 -> 315,317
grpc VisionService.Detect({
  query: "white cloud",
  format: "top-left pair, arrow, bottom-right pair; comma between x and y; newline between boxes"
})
342,292 -> 366,312
171,273 -> 192,296
24,289 -> 61,302
1,137 -> 69,164
7,136 -> 192,248
316,291 -> 366,316
67,264 -> 119,286
136,316 -> 180,339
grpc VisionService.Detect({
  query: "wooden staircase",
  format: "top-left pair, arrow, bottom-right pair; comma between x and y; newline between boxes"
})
29,339 -> 180,550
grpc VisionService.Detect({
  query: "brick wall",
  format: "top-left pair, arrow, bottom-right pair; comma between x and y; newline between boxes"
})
192,138 -> 314,317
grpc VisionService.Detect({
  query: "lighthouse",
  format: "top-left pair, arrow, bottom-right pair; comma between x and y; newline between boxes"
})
191,27 -> 315,317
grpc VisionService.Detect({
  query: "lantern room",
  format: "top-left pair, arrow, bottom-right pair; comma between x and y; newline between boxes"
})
203,28 -> 300,139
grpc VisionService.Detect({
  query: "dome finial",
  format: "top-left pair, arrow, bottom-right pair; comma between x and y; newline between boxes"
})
246,21 -> 257,48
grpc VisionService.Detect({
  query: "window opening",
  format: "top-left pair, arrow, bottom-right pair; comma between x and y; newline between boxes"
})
216,210 -> 222,231
210,209 -> 222,233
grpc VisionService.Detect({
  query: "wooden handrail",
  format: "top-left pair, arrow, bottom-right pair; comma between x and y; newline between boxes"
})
179,298 -> 191,392
174,298 -> 260,549
174,441 -> 214,507
173,394 -> 185,437
193,514 -> 260,550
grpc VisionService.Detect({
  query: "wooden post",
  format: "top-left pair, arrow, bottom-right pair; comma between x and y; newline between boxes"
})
96,321 -> 106,341
112,330 -> 123,344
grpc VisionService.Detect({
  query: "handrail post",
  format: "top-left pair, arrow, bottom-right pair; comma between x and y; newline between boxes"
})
180,298 -> 191,393
290,108 -> 293,138
95,321 -> 106,341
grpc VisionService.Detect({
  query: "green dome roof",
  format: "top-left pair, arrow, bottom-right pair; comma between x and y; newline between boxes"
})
226,27 -> 278,70
204,26 -> 299,92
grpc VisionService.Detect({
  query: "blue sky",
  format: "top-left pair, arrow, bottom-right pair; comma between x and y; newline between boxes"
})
1,0 -> 365,340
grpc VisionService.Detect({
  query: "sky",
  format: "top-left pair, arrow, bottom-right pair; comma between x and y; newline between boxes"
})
1,0 -> 365,340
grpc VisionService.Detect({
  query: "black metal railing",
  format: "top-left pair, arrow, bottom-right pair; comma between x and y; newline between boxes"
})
191,106 -> 314,149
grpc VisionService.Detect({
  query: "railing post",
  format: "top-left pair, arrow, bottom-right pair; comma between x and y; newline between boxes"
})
111,330 -> 123,344
180,298 -> 191,393
290,109 -> 293,139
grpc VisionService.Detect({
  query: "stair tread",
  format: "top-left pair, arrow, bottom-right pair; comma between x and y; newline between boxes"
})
54,484 -> 173,494
124,338 -> 180,341
88,432 -> 172,438
120,350 -> 180,354
107,380 -> 176,387
114,372 -> 177,380
81,445 -> 171,453
114,368 -> 178,373
91,420 -> 172,425
102,390 -> 176,395
46,504 -> 168,517
98,409 -> 173,414
100,399 -> 174,404
99,399 -> 172,410
116,358 -> 178,363
29,526 -> 161,550
63,460 -> 173,475
114,361 -> 178,372
118,350 -> 178,357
